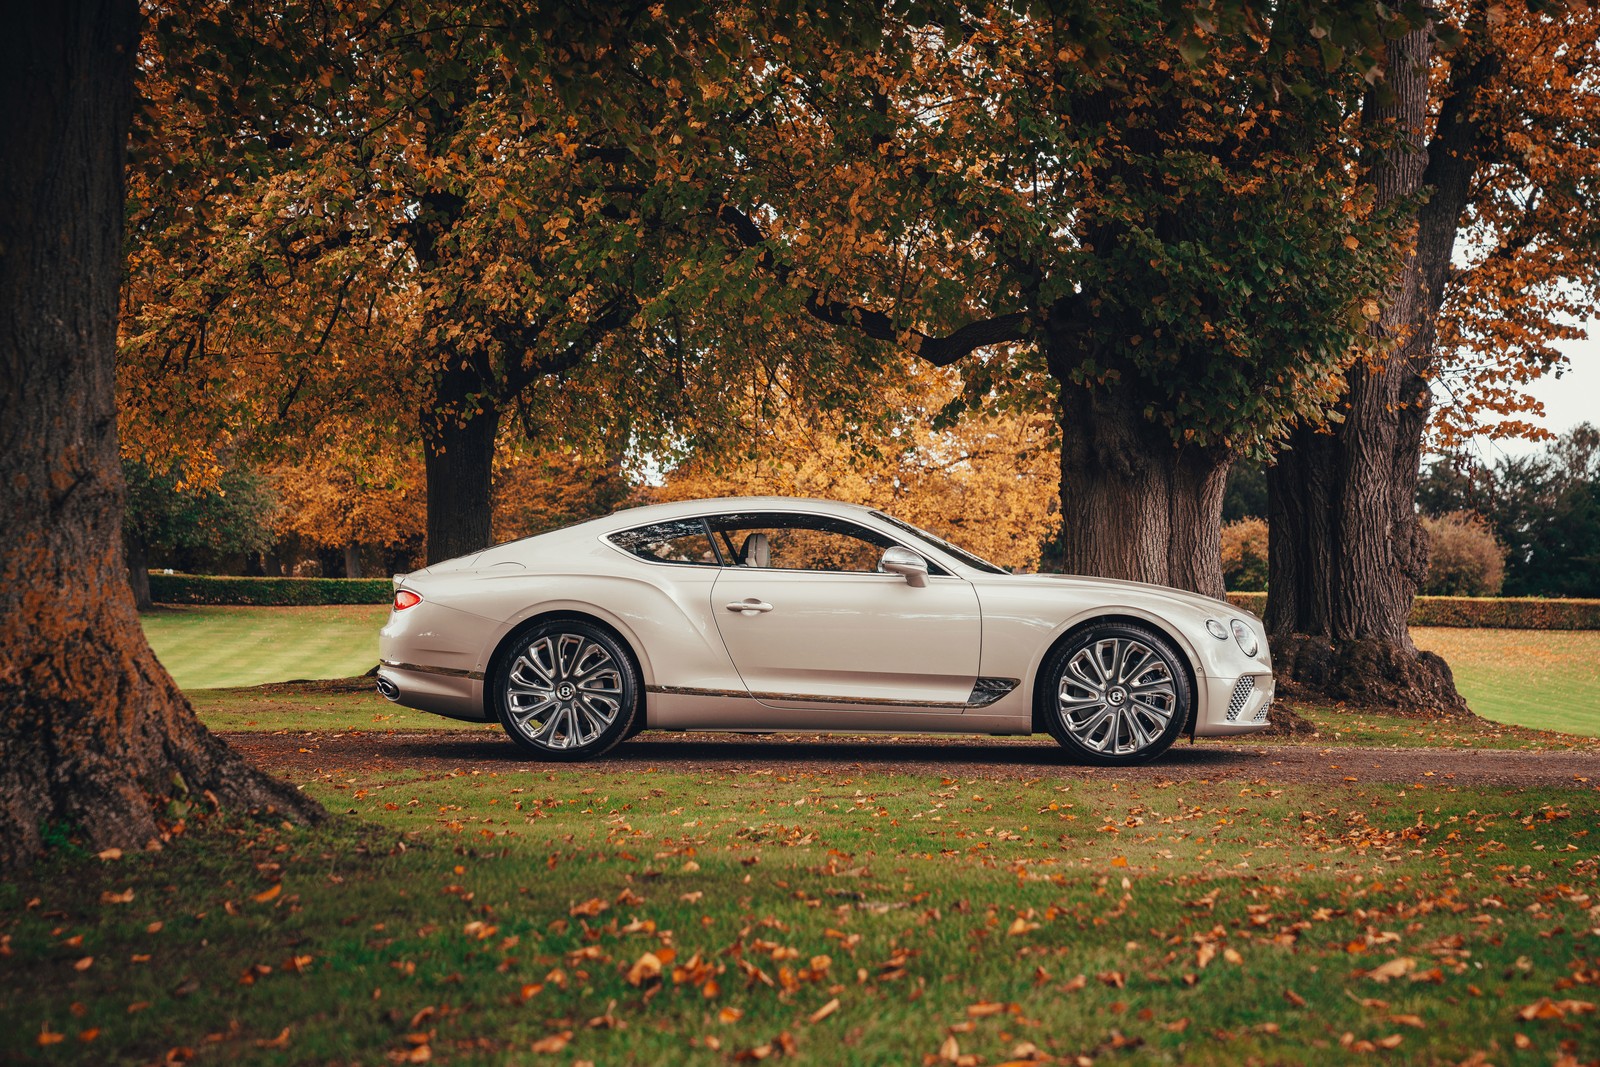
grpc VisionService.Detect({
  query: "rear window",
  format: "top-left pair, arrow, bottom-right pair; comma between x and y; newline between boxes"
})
608,519 -> 720,566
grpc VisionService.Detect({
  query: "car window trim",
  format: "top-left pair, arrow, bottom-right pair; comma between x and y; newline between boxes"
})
702,509 -> 956,578
602,518 -> 725,569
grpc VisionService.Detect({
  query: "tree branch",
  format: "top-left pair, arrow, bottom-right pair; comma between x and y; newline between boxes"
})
717,203 -> 1031,367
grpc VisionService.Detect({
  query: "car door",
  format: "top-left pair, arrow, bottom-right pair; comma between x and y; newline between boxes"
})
706,511 -> 981,711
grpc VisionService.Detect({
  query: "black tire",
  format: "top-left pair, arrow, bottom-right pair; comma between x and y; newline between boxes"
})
490,619 -> 641,761
1040,622 -> 1191,766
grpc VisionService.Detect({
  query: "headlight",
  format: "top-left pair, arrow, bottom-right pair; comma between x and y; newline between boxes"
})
1205,619 -> 1228,640
1230,619 -> 1259,657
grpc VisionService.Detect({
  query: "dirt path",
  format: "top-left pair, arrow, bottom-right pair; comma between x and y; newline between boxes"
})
224,729 -> 1599,788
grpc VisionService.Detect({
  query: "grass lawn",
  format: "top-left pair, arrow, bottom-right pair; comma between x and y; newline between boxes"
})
187,681 -> 488,734
4,767 -> 1597,1066
140,605 -> 388,690
1414,627 -> 1600,737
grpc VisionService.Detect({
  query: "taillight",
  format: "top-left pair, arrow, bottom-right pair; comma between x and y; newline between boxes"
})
394,589 -> 422,611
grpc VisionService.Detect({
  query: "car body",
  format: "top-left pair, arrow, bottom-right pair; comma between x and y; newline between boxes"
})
376,496 -> 1274,764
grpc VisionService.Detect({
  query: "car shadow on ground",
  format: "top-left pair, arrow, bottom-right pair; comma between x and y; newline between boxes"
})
370,732 -> 1259,772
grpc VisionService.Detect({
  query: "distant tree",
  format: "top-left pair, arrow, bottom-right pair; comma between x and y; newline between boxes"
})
660,366 -> 1060,573
1511,425 -> 1600,597
493,448 -> 638,542
1221,518 -> 1270,592
1416,426 -> 1600,598
1222,461 -> 1268,522
1419,512 -> 1506,596
122,461 -> 278,608
1417,454 -> 1496,519
271,445 -> 426,579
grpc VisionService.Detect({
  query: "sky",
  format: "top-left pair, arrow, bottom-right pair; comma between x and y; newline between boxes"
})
1449,322 -> 1599,465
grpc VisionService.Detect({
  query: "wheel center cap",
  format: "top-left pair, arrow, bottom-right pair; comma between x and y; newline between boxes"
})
1107,687 -> 1127,706
556,682 -> 576,701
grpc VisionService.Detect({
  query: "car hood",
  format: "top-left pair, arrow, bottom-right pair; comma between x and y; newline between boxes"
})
982,571 -> 1256,619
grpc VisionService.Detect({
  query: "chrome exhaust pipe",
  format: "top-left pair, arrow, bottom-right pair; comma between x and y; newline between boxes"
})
375,676 -> 400,702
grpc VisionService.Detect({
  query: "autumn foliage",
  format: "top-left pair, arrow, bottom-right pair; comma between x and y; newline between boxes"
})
658,368 -> 1059,572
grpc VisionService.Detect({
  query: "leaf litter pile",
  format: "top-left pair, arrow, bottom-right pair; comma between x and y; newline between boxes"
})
4,763 -> 1597,1066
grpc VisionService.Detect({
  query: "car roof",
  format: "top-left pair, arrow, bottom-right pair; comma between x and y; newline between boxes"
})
595,496 -> 880,529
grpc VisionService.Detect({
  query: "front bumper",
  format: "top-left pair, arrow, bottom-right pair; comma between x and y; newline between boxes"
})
1195,673 -> 1275,737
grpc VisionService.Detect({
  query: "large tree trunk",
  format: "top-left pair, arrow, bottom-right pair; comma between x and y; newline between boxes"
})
1267,28 -> 1491,715
422,358 -> 500,564
1051,350 -> 1229,597
0,1 -> 321,868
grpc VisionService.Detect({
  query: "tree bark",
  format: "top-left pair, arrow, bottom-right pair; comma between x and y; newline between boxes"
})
422,357 -> 500,564
1054,372 -> 1230,596
1267,28 -> 1486,715
343,543 -> 364,579
125,530 -> 154,611
0,1 -> 322,868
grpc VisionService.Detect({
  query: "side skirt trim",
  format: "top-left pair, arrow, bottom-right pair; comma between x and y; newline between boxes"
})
647,678 -> 1020,711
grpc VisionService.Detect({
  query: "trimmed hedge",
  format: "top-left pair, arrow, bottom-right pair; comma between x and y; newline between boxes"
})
151,574 -> 392,606
1225,591 -> 1600,630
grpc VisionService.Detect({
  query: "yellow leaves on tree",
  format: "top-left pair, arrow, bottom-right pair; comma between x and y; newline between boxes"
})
271,451 -> 424,556
658,366 -> 1058,572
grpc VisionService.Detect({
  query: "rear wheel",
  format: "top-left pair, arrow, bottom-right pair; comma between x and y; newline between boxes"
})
1042,623 -> 1190,766
491,620 -> 640,761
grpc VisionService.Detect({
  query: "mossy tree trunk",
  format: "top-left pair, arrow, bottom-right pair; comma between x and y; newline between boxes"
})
0,0 -> 322,869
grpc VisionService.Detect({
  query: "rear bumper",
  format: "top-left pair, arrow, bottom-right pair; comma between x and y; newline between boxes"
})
375,661 -> 489,723
1195,673 -> 1275,737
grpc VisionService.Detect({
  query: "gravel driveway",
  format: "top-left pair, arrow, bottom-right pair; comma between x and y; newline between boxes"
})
225,729 -> 1599,789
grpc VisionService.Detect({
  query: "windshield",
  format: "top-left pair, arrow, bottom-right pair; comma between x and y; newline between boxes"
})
871,511 -> 1009,574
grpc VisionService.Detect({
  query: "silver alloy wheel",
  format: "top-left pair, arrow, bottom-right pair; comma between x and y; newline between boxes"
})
1056,636 -> 1178,756
504,632 -> 624,750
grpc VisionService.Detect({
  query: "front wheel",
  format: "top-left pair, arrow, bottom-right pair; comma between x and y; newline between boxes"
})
491,620 -> 640,761
1041,623 -> 1191,766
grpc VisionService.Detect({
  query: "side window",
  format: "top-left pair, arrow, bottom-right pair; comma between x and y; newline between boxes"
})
709,513 -> 905,573
609,519 -> 720,566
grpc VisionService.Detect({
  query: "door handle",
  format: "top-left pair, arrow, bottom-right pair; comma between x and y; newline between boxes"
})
724,598 -> 774,615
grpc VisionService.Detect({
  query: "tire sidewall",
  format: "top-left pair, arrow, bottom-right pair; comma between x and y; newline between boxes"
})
491,619 -> 641,761
1041,622 -> 1191,766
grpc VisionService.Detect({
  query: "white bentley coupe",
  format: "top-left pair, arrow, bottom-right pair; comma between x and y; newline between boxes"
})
376,497 -> 1274,764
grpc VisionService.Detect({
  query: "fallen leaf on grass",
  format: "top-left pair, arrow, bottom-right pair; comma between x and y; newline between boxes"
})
101,888 -> 134,904
1516,998 -> 1595,1021
569,898 -> 608,918
966,1001 -> 1010,1018
73,957 -> 94,971
531,1031 -> 572,1053
1284,990 -> 1307,1007
253,884 -> 281,904
626,951 -> 664,987
254,1028 -> 290,1049
1365,957 -> 1416,983
38,1028 -> 65,1047
808,998 -> 840,1024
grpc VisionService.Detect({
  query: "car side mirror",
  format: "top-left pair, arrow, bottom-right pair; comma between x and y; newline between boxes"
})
878,546 -> 929,587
